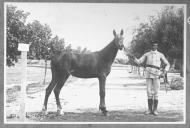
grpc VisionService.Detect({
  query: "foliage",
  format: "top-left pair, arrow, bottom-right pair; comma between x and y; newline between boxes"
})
153,6 -> 184,56
170,77 -> 183,90
49,36 -> 65,54
6,5 -> 30,66
128,6 -> 184,72
48,36 -> 91,59
66,44 -> 72,51
6,5 -> 91,66
115,58 -> 127,65
73,46 -> 91,54
6,5 -> 52,65
27,20 -> 52,60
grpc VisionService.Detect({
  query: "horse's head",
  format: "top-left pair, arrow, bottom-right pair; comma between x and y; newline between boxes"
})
113,29 -> 124,50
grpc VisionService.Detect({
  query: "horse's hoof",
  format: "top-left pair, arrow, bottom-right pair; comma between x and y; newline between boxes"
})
99,107 -> 108,116
42,105 -> 49,115
42,109 -> 48,115
57,109 -> 64,115
103,111 -> 108,116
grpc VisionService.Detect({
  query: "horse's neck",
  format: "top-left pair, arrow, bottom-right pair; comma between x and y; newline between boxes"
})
99,40 -> 118,62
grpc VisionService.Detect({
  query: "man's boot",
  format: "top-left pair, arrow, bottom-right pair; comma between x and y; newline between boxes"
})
145,99 -> 153,115
152,99 -> 158,116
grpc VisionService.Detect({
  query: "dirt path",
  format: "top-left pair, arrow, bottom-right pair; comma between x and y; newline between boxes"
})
5,65 -> 184,122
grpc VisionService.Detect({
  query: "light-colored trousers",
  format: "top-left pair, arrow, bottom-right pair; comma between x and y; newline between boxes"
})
146,78 -> 160,99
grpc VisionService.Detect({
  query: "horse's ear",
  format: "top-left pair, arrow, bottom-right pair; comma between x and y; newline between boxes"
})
113,30 -> 116,37
120,29 -> 124,36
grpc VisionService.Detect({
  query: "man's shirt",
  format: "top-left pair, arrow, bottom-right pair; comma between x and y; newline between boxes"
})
136,50 -> 170,78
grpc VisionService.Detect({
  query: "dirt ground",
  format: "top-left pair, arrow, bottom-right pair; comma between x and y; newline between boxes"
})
5,63 -> 184,123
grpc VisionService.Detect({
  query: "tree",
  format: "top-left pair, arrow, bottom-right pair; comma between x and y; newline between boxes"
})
76,46 -> 82,53
81,47 -> 88,53
6,5 -> 30,66
27,20 -> 52,60
66,44 -> 72,51
6,5 -> 52,65
49,36 -> 65,54
129,23 -> 153,58
152,6 -> 184,55
128,6 -> 184,73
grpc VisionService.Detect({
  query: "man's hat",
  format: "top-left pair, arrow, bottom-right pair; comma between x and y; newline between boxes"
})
151,41 -> 158,45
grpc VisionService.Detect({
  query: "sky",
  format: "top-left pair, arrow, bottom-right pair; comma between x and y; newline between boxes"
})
5,3 -> 184,58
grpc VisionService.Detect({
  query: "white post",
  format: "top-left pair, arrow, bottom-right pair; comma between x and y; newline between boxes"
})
18,43 -> 29,121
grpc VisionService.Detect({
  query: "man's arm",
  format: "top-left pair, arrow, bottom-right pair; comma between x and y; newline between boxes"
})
161,54 -> 170,72
134,53 -> 147,65
127,52 -> 147,66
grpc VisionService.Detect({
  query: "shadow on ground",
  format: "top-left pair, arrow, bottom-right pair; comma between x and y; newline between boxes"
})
7,109 -> 182,122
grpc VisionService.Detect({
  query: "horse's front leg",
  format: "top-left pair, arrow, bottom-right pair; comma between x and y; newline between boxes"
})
98,75 -> 107,116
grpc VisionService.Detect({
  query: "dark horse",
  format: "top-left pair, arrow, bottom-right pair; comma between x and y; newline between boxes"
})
42,29 -> 124,116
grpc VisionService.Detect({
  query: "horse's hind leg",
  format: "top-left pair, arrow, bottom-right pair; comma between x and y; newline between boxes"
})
54,72 -> 70,114
42,77 -> 58,114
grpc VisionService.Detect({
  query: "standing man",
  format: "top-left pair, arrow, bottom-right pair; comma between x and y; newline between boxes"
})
129,41 -> 170,116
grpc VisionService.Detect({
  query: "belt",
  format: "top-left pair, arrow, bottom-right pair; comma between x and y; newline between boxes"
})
146,64 -> 160,70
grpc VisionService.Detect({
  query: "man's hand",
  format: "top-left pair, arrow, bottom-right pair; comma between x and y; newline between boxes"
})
128,53 -> 136,60
159,70 -> 167,78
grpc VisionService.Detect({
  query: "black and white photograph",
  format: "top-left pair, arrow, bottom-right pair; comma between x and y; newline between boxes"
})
4,2 -> 186,124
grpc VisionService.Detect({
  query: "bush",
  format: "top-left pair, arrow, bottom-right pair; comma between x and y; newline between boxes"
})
170,77 -> 184,90
115,58 -> 127,65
